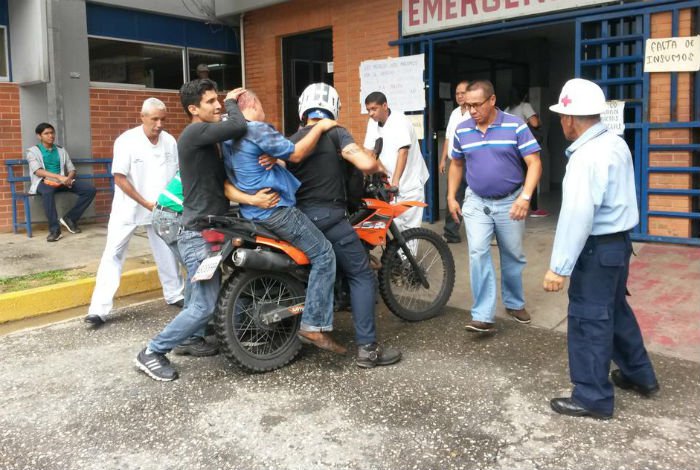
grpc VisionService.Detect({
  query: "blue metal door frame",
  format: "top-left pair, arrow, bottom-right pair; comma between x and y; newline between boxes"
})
392,0 -> 699,245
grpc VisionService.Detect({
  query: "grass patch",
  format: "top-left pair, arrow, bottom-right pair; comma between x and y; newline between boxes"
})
0,269 -> 92,294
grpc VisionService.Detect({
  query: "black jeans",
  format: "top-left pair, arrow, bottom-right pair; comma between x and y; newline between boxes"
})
444,178 -> 467,241
36,180 -> 97,233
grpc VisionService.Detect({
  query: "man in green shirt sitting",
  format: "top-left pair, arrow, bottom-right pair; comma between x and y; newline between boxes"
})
25,123 -> 97,242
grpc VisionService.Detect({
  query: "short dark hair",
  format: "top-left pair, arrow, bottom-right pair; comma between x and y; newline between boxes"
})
467,80 -> 495,98
35,122 -> 55,135
179,79 -> 218,118
364,91 -> 387,106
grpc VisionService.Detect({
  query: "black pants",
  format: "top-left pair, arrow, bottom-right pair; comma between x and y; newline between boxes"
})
299,205 -> 377,345
567,232 -> 657,415
444,178 -> 467,241
36,180 -> 97,233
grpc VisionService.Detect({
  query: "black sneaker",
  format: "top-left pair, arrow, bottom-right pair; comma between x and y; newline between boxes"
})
59,217 -> 81,234
169,299 -> 185,308
172,337 -> 219,357
135,348 -> 178,381
356,342 -> 402,368
84,314 -> 105,329
46,231 -> 63,242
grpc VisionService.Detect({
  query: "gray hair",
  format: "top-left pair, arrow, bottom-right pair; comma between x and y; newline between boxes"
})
141,97 -> 166,115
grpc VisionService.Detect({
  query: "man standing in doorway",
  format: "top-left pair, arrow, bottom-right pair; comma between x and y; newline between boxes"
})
439,80 -> 469,243
85,98 -> 184,328
545,78 -> 658,419
447,80 -> 542,332
364,91 -> 429,234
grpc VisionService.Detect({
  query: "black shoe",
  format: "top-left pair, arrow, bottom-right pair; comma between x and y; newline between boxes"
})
169,299 -> 185,308
443,236 -> 461,244
356,342 -> 402,368
550,397 -> 612,420
84,314 -> 105,329
172,337 -> 219,357
47,231 -> 63,242
611,369 -> 659,397
59,217 -> 81,234
135,348 -> 178,381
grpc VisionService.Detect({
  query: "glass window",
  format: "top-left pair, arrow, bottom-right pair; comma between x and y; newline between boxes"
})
88,37 -> 183,89
188,49 -> 241,91
0,26 -> 8,80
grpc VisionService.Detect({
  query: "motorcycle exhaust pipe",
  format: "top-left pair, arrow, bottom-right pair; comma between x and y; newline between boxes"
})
232,248 -> 298,271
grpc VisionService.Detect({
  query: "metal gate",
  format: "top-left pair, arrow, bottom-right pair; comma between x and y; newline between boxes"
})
576,2 -> 700,246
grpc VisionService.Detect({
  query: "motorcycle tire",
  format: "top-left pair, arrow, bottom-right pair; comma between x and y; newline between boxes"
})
214,270 -> 304,372
378,227 -> 456,322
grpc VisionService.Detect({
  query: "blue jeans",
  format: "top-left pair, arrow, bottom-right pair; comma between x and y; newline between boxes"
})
462,187 -> 526,323
148,230 -> 220,353
152,206 -> 192,308
36,180 -> 97,233
261,206 -> 336,332
300,205 -> 376,345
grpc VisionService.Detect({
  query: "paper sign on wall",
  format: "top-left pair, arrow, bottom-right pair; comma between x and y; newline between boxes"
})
360,54 -> 426,113
644,36 -> 700,72
601,100 -> 625,135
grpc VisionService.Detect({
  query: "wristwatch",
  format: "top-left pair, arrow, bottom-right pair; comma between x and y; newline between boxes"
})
521,194 -> 531,201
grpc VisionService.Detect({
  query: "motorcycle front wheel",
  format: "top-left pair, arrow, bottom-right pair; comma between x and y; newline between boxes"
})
214,270 -> 304,372
378,227 -> 456,322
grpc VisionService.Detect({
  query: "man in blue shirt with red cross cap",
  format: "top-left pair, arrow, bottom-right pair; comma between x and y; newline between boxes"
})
447,79 -> 543,332
545,78 -> 658,420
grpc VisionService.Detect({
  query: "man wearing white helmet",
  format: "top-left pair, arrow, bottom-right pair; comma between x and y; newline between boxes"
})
545,78 -> 658,419
287,83 -> 402,368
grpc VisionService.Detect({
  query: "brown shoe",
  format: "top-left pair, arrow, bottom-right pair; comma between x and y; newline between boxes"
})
506,308 -> 531,324
464,320 -> 495,332
297,330 -> 347,355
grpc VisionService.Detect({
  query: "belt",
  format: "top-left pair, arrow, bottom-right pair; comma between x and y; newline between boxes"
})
154,203 -> 179,214
480,186 -> 522,200
590,231 -> 629,244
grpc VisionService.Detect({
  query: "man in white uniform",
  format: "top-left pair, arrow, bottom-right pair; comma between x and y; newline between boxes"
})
85,98 -> 184,328
363,91 -> 429,233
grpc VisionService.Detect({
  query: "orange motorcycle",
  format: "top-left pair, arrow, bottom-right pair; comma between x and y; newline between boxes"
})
194,176 -> 455,372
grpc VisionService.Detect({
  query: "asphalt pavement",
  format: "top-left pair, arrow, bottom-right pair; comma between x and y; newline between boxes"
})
0,298 -> 699,470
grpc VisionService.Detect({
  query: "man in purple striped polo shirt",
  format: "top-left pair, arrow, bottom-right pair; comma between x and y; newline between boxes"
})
447,80 -> 542,333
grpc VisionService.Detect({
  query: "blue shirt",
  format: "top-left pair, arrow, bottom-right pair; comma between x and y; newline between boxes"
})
451,110 -> 540,198
222,121 -> 299,221
549,122 -> 639,276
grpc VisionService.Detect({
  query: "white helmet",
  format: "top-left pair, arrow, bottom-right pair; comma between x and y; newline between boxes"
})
549,78 -> 607,116
298,83 -> 341,120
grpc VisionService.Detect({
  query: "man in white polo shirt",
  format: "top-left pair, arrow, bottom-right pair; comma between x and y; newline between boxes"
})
364,91 -> 429,233
85,98 -> 184,328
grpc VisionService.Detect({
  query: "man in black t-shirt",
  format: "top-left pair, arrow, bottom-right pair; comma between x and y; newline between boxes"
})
135,79 -> 262,382
286,83 -> 402,368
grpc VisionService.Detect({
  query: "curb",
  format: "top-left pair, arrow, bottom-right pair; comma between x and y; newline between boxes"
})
0,267 -> 162,324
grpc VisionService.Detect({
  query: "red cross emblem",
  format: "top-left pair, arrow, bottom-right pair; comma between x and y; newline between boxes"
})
561,95 -> 572,107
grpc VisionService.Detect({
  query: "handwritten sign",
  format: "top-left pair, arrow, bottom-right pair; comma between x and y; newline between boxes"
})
644,36 -> 700,72
360,54 -> 425,113
601,101 -> 625,136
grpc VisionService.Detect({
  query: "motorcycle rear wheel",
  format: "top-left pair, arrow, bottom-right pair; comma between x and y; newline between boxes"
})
214,270 -> 304,372
378,227 -> 455,322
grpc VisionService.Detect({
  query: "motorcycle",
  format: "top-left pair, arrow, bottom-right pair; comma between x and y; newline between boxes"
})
193,176 -> 455,372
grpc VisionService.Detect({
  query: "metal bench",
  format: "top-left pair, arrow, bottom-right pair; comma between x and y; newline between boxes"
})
6,158 -> 114,238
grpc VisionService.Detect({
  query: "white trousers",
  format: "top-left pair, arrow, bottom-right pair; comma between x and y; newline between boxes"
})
88,218 -> 184,318
393,186 -> 425,233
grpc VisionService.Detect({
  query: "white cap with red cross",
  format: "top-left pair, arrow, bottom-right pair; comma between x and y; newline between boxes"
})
549,78 -> 607,116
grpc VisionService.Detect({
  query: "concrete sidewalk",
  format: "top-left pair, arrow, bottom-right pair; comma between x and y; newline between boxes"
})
1,214 -> 699,363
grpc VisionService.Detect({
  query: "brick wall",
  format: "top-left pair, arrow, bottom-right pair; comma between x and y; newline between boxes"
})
647,9 -> 696,238
0,84 -> 22,232
244,0 -> 400,141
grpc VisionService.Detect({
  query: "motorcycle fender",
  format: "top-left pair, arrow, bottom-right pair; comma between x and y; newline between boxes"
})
397,201 -> 428,208
255,236 -> 310,265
